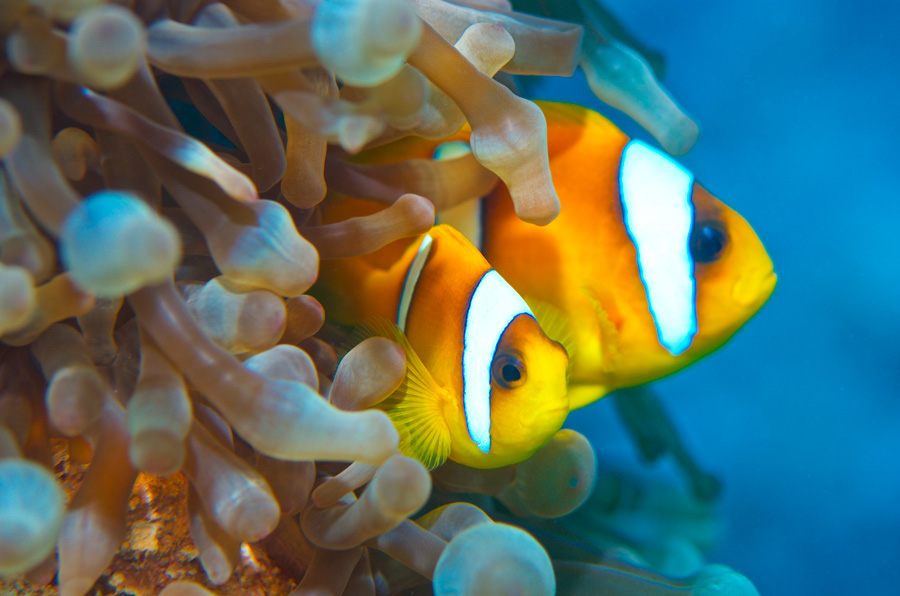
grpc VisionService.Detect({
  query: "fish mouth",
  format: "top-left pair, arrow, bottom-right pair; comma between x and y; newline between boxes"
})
537,406 -> 569,424
732,269 -> 777,308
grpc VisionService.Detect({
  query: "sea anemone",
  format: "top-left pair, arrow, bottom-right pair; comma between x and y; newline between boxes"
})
0,0 -> 755,595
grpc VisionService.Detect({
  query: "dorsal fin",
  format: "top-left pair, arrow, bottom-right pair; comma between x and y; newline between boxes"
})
357,317 -> 451,470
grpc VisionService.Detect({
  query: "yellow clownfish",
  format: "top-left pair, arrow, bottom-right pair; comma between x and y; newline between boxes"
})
353,101 -> 776,411
314,224 -> 569,470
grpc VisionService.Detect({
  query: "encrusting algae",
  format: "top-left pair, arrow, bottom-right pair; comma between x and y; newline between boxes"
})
0,0 -> 764,595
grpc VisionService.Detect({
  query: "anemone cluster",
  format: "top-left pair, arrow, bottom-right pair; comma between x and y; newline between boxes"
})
0,0 -> 754,594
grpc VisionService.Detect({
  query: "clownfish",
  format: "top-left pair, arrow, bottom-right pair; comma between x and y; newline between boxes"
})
352,101 -> 776,411
477,103 -> 776,408
314,224 -> 569,470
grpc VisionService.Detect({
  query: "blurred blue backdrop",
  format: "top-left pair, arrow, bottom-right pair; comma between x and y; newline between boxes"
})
526,1 -> 900,595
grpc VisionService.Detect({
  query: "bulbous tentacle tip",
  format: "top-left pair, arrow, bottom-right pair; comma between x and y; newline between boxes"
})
312,0 -> 422,87
658,115 -> 700,156
693,565 -> 760,596
371,455 -> 432,518
231,377 -> 399,465
182,277 -> 287,355
52,127 -> 98,182
68,4 -> 145,91
229,494 -> 281,543
0,264 -> 36,335
129,430 -> 186,477
45,366 -> 106,436
434,523 -> 554,596
468,97 -> 560,226
302,192 -> 434,260
581,36 -> 700,156
330,336 -> 405,411
358,409 -> 402,464
59,190 -> 181,296
0,459 -> 65,577
208,199 -> 318,298
503,428 -> 596,518
244,344 -> 318,387
513,193 -> 561,226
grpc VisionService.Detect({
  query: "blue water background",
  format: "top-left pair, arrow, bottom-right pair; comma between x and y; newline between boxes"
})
526,2 -> 900,595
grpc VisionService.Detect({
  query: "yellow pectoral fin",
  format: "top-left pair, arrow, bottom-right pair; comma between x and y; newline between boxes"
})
358,317 -> 452,470
581,286 -> 622,374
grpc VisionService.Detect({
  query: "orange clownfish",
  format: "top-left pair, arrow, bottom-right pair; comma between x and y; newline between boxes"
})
314,224 -> 569,470
355,101 -> 776,411
477,103 -> 776,408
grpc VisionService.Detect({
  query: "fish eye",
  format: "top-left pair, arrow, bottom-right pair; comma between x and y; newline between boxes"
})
690,221 -> 729,263
491,352 -> 525,390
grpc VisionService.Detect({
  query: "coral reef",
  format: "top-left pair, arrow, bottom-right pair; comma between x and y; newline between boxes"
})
0,0 -> 755,595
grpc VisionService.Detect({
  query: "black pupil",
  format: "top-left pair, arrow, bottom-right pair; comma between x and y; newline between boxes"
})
501,363 -> 521,383
691,224 -> 727,263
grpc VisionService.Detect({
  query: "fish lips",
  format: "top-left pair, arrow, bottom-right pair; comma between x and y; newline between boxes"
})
732,268 -> 777,309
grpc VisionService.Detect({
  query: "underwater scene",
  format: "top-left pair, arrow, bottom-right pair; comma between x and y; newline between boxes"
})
0,0 -> 893,595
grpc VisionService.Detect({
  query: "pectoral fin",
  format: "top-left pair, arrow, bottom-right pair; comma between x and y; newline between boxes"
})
582,286 -> 622,374
357,318 -> 451,470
